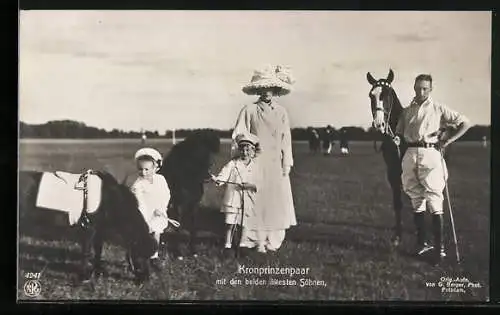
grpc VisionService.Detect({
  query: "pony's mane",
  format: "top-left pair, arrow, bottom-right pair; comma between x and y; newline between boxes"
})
180,130 -> 221,153
161,130 -> 220,184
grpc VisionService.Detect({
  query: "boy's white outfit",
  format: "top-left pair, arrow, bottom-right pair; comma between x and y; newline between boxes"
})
214,156 -> 263,248
130,173 -> 174,234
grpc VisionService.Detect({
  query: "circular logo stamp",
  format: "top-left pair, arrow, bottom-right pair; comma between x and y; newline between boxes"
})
23,279 -> 41,298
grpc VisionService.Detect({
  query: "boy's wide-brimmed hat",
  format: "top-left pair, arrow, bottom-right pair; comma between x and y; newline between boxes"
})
242,65 -> 295,96
235,133 -> 260,147
134,147 -> 163,163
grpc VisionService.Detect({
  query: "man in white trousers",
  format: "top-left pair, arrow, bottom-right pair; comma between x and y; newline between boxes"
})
393,74 -> 471,263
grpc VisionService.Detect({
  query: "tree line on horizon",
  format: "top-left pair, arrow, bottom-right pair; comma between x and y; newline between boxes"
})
19,120 -> 490,142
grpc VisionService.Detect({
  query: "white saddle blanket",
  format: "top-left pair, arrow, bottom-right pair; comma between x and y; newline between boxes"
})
35,171 -> 103,225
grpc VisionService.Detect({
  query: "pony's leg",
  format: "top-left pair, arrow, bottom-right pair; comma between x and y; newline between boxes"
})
166,199 -> 183,259
186,200 -> 199,257
79,224 -> 96,282
92,225 -> 106,278
186,184 -> 204,257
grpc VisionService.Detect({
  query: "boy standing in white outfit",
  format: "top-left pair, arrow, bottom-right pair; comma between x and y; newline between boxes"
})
211,133 -> 265,253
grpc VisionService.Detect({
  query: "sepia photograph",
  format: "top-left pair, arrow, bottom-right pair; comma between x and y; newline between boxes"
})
18,10 -> 491,301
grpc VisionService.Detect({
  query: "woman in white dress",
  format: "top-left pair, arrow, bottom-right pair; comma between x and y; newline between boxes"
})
231,65 -> 297,252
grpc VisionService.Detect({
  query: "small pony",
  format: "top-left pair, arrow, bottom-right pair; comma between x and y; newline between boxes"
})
159,130 -> 221,259
18,169 -> 157,284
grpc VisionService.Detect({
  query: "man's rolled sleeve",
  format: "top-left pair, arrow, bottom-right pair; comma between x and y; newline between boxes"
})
439,103 -> 469,127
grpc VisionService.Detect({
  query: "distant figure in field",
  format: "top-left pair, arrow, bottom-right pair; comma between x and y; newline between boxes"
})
141,133 -> 147,145
321,125 -> 335,155
340,128 -> 349,155
482,136 -> 487,148
308,128 -> 320,154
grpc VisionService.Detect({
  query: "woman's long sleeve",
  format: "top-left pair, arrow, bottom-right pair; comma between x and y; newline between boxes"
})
281,109 -> 294,168
231,106 -> 251,158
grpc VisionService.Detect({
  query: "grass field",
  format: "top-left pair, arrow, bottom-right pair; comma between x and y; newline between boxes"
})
17,139 -> 490,301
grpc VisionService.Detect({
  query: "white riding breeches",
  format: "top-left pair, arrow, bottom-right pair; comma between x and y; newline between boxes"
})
401,147 -> 448,215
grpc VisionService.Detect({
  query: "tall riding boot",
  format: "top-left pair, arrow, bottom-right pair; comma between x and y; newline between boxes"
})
432,214 -> 446,263
414,212 -> 433,256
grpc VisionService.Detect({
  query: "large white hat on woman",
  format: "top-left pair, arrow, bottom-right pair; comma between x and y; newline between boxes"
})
242,65 -> 295,96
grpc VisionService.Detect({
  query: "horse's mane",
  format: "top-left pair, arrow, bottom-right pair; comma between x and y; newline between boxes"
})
387,87 -> 404,133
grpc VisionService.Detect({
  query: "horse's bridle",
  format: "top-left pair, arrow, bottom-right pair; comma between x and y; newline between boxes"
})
371,82 -> 396,136
370,82 -> 399,155
75,169 -> 96,229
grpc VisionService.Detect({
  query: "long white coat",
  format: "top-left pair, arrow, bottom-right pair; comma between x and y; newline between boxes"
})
232,101 -> 297,231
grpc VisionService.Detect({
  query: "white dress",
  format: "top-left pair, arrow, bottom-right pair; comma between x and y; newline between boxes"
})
130,174 -> 172,234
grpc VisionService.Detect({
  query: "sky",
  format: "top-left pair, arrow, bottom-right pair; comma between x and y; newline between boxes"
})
19,11 -> 492,132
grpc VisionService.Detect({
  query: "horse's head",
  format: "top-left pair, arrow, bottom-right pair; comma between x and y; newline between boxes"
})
96,171 -> 157,280
367,69 -> 396,134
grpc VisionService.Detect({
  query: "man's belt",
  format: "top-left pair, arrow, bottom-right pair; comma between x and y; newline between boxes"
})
407,141 -> 437,148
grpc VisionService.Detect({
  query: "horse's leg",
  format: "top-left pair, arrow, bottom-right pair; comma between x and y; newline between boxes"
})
389,173 -> 403,245
383,144 -> 404,246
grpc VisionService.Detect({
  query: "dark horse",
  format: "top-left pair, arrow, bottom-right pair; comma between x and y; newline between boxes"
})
19,170 -> 157,284
159,130 -> 221,258
367,69 -> 406,245
367,69 -> 451,246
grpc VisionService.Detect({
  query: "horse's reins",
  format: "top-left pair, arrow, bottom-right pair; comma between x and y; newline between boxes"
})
154,211 -> 180,228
